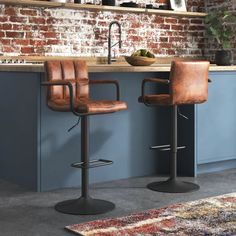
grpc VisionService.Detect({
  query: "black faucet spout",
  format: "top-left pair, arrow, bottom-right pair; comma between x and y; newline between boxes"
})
108,21 -> 122,64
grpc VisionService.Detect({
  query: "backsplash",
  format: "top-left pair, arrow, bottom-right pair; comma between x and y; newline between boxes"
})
0,0 -> 233,63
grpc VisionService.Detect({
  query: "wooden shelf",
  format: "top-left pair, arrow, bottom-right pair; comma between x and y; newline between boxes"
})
0,0 -> 62,8
0,0 -> 207,17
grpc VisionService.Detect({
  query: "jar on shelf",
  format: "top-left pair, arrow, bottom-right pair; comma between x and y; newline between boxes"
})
102,0 -> 115,6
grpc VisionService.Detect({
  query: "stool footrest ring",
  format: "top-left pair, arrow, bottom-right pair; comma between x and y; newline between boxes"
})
150,144 -> 186,151
71,159 -> 113,169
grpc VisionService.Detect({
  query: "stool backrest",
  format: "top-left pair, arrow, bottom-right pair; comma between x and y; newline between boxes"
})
169,61 -> 210,105
45,60 -> 89,100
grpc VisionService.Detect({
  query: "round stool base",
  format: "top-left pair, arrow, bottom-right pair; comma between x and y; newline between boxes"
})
147,179 -> 200,193
55,197 -> 115,215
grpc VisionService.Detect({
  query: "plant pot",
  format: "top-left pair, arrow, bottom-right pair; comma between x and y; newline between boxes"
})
215,50 -> 232,66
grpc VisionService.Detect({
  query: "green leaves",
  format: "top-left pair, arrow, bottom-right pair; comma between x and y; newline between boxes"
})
205,8 -> 236,49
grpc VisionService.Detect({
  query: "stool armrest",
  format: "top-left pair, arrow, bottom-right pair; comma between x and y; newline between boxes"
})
89,80 -> 120,101
142,78 -> 169,98
41,80 -> 80,116
143,78 -> 170,84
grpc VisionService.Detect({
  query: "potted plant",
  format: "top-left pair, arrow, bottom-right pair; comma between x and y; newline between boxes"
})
205,9 -> 236,65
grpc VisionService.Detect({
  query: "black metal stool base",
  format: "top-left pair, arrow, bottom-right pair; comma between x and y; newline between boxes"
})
55,197 -> 115,215
147,178 -> 200,193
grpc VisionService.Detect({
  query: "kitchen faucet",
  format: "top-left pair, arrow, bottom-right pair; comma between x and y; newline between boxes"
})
108,21 -> 122,64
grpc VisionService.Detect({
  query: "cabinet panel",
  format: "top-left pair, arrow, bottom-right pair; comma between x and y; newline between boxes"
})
196,72 -> 236,164
0,72 -> 40,190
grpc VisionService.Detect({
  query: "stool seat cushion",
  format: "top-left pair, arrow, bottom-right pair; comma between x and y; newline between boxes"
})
48,99 -> 127,115
138,94 -> 171,106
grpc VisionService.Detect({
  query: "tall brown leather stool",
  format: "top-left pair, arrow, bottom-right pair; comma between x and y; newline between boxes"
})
42,60 -> 127,215
139,61 -> 210,193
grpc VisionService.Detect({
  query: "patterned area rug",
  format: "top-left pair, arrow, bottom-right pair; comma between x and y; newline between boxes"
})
66,192 -> 236,236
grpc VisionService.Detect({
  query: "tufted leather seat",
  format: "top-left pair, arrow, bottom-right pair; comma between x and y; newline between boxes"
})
48,98 -> 126,114
45,60 -> 127,114
139,60 -> 210,194
42,60 -> 127,215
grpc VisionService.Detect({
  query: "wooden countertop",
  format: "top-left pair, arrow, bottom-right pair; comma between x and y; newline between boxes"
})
0,63 -> 236,73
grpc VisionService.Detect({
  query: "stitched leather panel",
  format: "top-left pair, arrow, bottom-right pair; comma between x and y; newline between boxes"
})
45,61 -> 63,99
45,60 -> 127,114
45,60 -> 89,101
74,60 -> 89,100
170,61 -> 209,105
61,61 -> 76,99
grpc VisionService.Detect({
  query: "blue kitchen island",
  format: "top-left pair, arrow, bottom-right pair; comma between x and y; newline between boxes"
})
0,62 -> 235,191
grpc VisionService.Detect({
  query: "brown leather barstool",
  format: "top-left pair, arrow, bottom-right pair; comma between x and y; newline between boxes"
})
42,60 -> 127,215
139,61 -> 210,193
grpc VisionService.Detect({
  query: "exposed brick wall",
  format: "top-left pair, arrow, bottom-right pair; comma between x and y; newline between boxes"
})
204,0 -> 236,63
0,0 -> 205,58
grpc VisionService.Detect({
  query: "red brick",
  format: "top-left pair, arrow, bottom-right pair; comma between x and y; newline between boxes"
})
171,25 -> 183,31
128,36 -> 143,41
29,17 -> 46,24
188,25 -> 205,31
20,9 -> 37,16
22,25 -> 31,31
25,32 -> 33,38
13,39 -> 30,46
130,23 -> 141,28
12,25 -> 23,30
46,39 -> 60,45
46,18 -> 56,24
160,37 -> 168,42
159,24 -> 170,30
147,42 -> 159,48
43,32 -> 58,39
9,16 -> 27,23
159,43 -> 171,48
178,19 -> 190,24
166,49 -> 176,55
191,19 -> 203,24
30,40 -> 45,46
169,37 -> 185,43
83,19 -> 96,25
38,26 -> 49,31
6,31 -> 24,38
0,16 -> 8,22
0,39 -> 11,45
154,17 -> 164,24
5,7 -> 16,16
165,18 -> 177,24
21,47 -> 34,54
3,46 -> 16,53
3,24 -> 12,30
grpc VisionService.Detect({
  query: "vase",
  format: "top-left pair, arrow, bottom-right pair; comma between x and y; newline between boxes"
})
102,0 -> 115,6
215,50 -> 232,66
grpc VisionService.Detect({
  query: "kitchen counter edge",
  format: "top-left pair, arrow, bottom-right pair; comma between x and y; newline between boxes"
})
0,64 -> 236,73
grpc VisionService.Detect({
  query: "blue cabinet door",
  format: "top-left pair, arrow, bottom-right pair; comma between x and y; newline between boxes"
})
196,72 -> 236,167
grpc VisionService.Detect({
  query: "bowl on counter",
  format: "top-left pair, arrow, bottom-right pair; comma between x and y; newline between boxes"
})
125,56 -> 156,66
